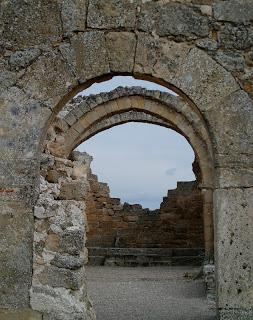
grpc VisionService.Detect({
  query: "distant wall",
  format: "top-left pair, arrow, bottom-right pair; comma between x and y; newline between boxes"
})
86,173 -> 204,249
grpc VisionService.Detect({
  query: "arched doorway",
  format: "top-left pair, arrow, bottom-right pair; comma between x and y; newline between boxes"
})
79,121 -> 214,319
45,87 -> 215,260
31,84 -> 216,319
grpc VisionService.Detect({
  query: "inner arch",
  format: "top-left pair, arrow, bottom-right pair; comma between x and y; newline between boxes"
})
49,88 -> 213,188
77,122 -> 195,209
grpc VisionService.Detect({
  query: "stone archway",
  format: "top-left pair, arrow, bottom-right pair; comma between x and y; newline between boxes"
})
46,87 -> 215,261
33,86 -> 214,319
1,1 -> 253,319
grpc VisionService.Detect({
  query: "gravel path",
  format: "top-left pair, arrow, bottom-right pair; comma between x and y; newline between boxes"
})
86,266 -> 217,320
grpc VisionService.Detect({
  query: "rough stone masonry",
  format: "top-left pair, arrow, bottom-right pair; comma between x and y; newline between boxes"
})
86,163 -> 204,251
30,152 -> 96,320
1,1 -> 253,319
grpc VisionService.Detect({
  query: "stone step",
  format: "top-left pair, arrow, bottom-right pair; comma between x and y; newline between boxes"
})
87,247 -> 204,266
88,247 -> 204,257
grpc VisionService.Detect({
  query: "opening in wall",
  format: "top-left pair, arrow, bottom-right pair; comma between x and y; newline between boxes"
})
75,121 -> 215,320
35,76 -> 215,320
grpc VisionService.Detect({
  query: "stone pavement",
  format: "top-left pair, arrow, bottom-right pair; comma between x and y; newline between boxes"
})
86,266 -> 217,320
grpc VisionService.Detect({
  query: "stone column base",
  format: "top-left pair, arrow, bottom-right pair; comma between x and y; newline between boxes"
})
219,309 -> 253,320
0,309 -> 42,320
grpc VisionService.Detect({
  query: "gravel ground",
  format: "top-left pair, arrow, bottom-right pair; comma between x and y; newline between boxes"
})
86,266 -> 217,320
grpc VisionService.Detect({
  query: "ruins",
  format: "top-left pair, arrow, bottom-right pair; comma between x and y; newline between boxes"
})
83,139 -> 204,267
1,0 -> 253,319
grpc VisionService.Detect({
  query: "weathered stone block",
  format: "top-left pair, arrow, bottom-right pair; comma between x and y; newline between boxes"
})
0,159 -> 40,188
50,253 -> 85,270
214,0 -> 253,23
196,38 -> 218,51
106,32 -> 136,73
200,5 -> 212,16
46,170 -> 62,183
40,154 -> 55,172
138,2 -> 210,39
219,309 -> 253,320
30,284 -> 94,320
38,265 -> 84,290
60,228 -> 85,255
71,150 -> 93,165
62,31 -> 110,83
215,167 -> 253,189
214,51 -> 245,72
87,0 -> 137,29
61,0 -> 87,33
18,51 -> 77,107
174,47 -> 239,110
219,24 -> 253,50
208,90 -> 253,170
214,188 -> 253,310
1,0 -> 62,49
134,34 -> 190,83
0,59 -> 18,92
64,112 -> 77,126
71,164 -> 89,180
0,87 -> 51,160
9,48 -> 41,70
0,309 -> 42,320
0,202 -> 33,308
45,233 -> 60,252
58,181 -> 88,200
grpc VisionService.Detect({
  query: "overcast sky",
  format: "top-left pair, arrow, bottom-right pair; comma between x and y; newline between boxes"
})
77,76 -> 195,209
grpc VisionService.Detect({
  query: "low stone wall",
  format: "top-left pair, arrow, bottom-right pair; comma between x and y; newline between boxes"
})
86,173 -> 204,250
31,152 -> 96,320
88,247 -> 205,267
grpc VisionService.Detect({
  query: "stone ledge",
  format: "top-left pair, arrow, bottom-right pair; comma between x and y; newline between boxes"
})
0,309 -> 42,320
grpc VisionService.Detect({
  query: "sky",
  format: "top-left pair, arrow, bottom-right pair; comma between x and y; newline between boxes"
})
76,76 -> 195,209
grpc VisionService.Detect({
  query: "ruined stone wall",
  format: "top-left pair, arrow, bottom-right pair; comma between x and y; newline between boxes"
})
31,152 -> 96,320
86,172 -> 204,249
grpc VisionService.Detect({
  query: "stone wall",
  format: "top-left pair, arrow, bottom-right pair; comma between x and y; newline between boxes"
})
30,152 -> 96,320
86,171 -> 204,250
